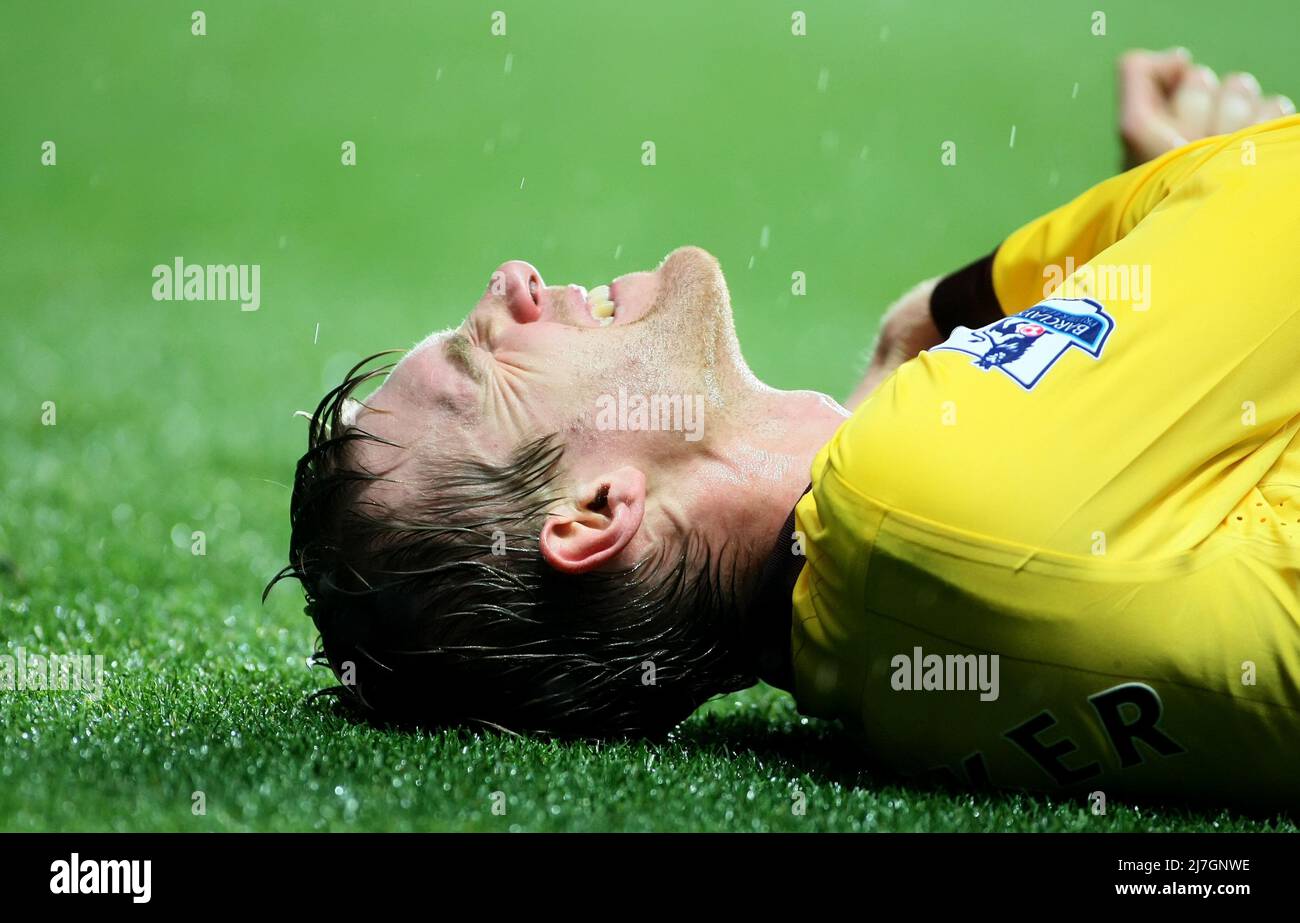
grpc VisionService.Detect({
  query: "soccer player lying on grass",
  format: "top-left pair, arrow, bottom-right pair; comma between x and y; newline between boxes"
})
273,49 -> 1300,809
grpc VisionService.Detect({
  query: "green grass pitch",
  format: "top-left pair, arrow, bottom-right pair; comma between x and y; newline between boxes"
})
2,0 -> 1296,832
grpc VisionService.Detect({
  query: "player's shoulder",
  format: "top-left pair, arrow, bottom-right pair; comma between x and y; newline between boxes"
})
817,325 -> 1098,542
816,354 -> 996,522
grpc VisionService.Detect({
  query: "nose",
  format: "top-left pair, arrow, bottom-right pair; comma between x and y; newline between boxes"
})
488,260 -> 544,324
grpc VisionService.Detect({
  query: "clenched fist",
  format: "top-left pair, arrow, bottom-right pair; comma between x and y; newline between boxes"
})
1119,47 -> 1295,168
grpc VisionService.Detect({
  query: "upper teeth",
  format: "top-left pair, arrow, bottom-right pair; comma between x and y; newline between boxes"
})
589,284 -> 616,325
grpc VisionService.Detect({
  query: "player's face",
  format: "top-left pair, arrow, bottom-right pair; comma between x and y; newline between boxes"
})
350,246 -> 756,484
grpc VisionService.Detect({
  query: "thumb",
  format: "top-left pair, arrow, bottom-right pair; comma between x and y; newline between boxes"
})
1119,48 -> 1193,165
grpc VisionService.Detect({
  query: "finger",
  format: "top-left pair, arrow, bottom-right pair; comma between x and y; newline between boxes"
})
1119,47 -> 1193,112
1145,46 -> 1194,91
1121,114 -> 1187,167
1172,65 -> 1219,138
1118,48 -> 1193,160
1254,94 -> 1296,123
1213,72 -> 1263,134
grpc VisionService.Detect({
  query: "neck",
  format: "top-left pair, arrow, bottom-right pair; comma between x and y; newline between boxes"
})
729,388 -> 846,577
673,387 -> 847,682
728,390 -> 847,686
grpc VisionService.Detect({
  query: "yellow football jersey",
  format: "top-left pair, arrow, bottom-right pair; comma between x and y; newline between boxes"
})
790,116 -> 1300,807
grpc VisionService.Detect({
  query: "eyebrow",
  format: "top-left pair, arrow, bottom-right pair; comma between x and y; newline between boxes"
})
441,332 -> 484,383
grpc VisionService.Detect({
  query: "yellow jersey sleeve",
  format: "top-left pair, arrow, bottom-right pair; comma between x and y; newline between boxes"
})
990,135 -> 1222,312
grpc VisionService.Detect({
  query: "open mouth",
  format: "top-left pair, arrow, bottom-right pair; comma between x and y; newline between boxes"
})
586,283 -> 617,325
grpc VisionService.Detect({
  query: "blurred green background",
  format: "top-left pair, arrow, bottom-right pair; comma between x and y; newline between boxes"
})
2,1 -> 1297,831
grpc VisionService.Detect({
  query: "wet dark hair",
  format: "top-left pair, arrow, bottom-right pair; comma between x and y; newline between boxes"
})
266,352 -> 756,737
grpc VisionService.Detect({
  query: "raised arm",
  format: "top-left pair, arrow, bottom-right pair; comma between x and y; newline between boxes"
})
846,49 -> 1294,411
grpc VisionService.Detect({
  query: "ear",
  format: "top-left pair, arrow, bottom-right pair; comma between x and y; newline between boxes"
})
539,466 -> 646,574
